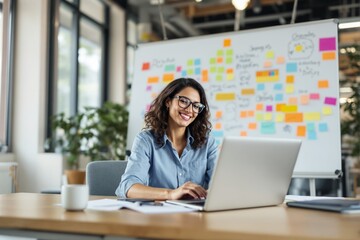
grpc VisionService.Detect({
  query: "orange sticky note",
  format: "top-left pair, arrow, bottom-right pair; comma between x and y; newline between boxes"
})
162,74 -> 174,83
241,88 -> 255,95
264,61 -> 272,68
226,68 -> 234,74
318,80 -> 329,88
288,97 -> 298,105
297,126 -> 306,137
300,95 -> 309,105
215,122 -> 222,130
285,113 -> 303,123
248,122 -> 257,130
286,75 -> 294,83
240,111 -> 247,118
240,131 -> 247,136
202,70 -> 208,82
224,39 -> 231,47
217,57 -> 223,63
276,103 -> 285,112
248,111 -> 254,117
215,111 -> 222,119
147,76 -> 159,84
322,51 -> 336,60
256,103 -> 264,111
276,56 -> 285,64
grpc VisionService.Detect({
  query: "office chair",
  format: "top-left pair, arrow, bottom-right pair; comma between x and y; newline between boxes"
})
86,160 -> 128,196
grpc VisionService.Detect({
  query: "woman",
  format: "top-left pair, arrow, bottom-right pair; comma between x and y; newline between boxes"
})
116,78 -> 217,200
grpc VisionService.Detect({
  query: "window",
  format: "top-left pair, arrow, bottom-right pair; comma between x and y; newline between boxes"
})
0,0 -> 15,152
47,0 -> 109,138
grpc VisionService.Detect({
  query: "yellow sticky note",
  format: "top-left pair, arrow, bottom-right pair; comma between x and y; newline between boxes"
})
227,74 -> 234,80
264,113 -> 272,121
322,106 -> 332,115
285,84 -> 294,94
304,112 -> 321,121
266,50 -> 275,59
241,88 -> 255,95
215,92 -> 235,101
275,113 -> 284,122
256,113 -> 264,121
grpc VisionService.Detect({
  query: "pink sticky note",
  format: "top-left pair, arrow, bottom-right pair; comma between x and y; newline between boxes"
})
324,97 -> 337,105
266,105 -> 273,112
146,85 -> 152,91
319,37 -> 336,51
176,66 -> 182,72
310,93 -> 320,100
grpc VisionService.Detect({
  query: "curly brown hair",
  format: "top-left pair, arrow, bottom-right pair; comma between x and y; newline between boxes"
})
144,78 -> 212,148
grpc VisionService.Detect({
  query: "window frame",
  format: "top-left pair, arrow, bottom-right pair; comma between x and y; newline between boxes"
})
46,0 -> 109,142
0,0 -> 16,152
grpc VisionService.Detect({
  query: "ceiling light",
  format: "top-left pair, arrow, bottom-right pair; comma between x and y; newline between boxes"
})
195,0 -> 202,2
339,21 -> 360,29
232,0 -> 250,11
150,0 -> 164,5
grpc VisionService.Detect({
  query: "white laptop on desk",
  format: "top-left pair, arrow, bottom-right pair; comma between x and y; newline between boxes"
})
166,136 -> 302,212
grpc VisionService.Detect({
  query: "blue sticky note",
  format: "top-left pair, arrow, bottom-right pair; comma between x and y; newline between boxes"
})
319,123 -> 328,132
181,70 -> 187,77
274,83 -> 282,90
257,84 -> 265,91
195,68 -> 201,75
307,131 -> 317,140
306,123 -> 316,132
211,130 -> 224,138
286,63 -> 297,72
194,59 -> 201,66
275,93 -> 283,101
261,122 -> 276,134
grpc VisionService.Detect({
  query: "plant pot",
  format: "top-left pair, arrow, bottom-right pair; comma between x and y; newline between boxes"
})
65,170 -> 86,184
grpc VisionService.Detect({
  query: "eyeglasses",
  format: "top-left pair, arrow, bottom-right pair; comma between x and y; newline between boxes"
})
173,96 -> 205,113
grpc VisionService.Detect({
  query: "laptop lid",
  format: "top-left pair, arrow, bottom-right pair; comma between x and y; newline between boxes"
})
167,136 -> 301,212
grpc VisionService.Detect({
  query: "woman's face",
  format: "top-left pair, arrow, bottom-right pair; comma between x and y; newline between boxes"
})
166,87 -> 201,129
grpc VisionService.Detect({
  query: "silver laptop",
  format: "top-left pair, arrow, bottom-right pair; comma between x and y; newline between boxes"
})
166,136 -> 302,211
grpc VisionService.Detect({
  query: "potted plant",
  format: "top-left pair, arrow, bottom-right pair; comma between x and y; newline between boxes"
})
47,102 -> 129,184
340,44 -> 360,168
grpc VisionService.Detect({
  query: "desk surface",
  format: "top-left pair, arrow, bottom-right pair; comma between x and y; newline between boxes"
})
0,193 -> 359,240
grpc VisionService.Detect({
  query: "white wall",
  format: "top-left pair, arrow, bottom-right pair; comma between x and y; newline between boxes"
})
10,0 -> 126,192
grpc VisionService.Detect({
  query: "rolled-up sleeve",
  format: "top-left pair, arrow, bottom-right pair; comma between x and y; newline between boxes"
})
115,133 -> 152,197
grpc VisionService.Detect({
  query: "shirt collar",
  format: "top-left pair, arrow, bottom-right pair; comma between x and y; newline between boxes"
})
160,129 -> 194,148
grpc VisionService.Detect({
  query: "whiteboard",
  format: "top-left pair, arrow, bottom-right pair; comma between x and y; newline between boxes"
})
127,19 -> 341,178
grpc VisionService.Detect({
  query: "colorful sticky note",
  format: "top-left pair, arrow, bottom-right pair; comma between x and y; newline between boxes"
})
264,61 -> 272,68
286,63 -> 297,72
318,80 -> 329,88
224,39 -> 231,47
285,84 -> 294,94
145,85 -> 152,92
240,111 -> 247,118
322,106 -> 332,115
308,131 -> 317,140
217,66 -> 225,73
319,37 -> 336,51
300,95 -> 309,105
215,111 -> 222,119
226,57 -> 233,64
304,112 -> 321,121
226,74 -> 234,80
257,84 -> 265,91
248,111 -> 254,117
285,113 -> 303,122
297,126 -> 306,137
286,75 -> 294,83
248,122 -> 257,130
212,130 -> 224,138
241,88 -> 255,95
165,64 -> 175,71
187,59 -> 194,66
217,49 -> 224,56
217,57 -> 223,63
275,113 -> 284,122
215,92 -> 235,101
282,105 -> 297,112
176,66 -> 182,72
240,131 -> 248,136
256,113 -> 264,121
266,105 -> 273,112
264,113 -> 272,121
324,97 -> 337,105
214,122 -> 222,130
288,97 -> 298,105
142,62 -> 150,70
275,94 -> 283,101
256,103 -> 264,111
194,59 -> 201,65
310,93 -> 320,100
195,68 -> 201,75
226,49 -> 233,56
261,122 -> 276,134
147,76 -> 159,84
276,56 -> 285,64
319,123 -> 328,132
276,103 -> 285,111
210,58 -> 216,64
162,73 -> 174,83
322,52 -> 336,60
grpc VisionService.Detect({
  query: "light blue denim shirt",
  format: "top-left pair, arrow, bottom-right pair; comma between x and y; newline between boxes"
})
115,130 -> 218,198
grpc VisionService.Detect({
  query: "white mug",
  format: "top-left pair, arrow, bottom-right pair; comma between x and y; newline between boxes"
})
61,184 -> 89,211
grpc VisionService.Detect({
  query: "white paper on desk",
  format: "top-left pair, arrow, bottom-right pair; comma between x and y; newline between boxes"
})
87,199 -> 197,214
285,195 -> 344,203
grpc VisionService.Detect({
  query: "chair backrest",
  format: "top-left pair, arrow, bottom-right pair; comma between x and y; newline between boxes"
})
86,160 -> 127,196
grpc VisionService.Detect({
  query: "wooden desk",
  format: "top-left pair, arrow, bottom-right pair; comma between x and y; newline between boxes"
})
0,193 -> 359,240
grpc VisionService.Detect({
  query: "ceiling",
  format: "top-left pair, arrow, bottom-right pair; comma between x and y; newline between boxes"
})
114,0 -> 360,44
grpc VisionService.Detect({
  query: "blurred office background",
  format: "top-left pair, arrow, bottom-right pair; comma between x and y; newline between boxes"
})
0,0 -> 359,197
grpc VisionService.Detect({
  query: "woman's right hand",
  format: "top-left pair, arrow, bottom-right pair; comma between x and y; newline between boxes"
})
168,181 -> 207,200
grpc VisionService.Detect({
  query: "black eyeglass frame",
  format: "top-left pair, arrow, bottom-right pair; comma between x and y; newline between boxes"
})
173,95 -> 205,113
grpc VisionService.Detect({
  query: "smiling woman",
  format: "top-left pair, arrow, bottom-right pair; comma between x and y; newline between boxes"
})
116,78 -> 218,201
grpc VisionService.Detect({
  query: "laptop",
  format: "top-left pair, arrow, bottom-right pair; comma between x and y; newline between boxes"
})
166,136 -> 302,211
